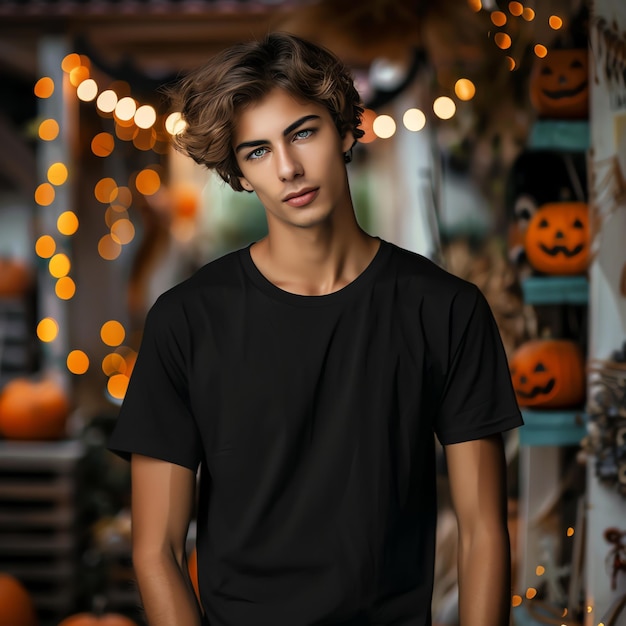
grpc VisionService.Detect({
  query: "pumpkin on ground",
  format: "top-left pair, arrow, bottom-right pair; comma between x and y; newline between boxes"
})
0,572 -> 38,626
57,614 -> 137,626
0,376 -> 70,440
524,202 -> 590,275
509,339 -> 586,409
529,49 -> 589,119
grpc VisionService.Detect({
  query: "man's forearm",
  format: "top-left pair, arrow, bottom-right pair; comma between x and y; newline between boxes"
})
134,551 -> 203,626
457,527 -> 512,626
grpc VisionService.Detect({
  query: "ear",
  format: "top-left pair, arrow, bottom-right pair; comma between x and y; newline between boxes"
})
341,131 -> 356,154
239,177 -> 254,193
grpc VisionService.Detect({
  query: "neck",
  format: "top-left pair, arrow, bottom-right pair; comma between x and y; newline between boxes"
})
251,215 -> 379,297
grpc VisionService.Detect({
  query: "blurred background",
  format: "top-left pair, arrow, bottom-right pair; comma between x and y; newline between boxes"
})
0,0 -> 625,624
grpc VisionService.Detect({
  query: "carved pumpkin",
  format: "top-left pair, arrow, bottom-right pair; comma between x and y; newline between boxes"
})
0,257 -> 32,298
0,573 -> 38,626
509,339 -> 585,408
57,614 -> 137,626
0,376 -> 70,440
524,202 -> 589,275
529,49 -> 589,119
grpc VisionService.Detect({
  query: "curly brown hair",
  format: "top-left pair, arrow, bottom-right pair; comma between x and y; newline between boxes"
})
167,32 -> 364,192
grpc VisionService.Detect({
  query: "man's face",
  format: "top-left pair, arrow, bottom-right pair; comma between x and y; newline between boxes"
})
233,88 -> 354,231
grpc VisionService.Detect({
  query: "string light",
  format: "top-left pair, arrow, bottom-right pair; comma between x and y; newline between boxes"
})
491,11 -> 507,26
549,15 -> 563,29
76,78 -> 98,102
403,109 -> 426,132
372,114 -> 397,139
433,96 -> 456,120
455,78 -> 476,101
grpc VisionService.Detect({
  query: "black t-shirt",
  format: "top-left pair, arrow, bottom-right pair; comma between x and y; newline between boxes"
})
109,239 -> 523,626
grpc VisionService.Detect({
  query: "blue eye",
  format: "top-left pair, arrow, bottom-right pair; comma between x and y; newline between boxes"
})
294,129 -> 314,140
247,147 -> 267,160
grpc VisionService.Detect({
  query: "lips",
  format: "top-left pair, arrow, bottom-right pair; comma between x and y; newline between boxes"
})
282,187 -> 319,207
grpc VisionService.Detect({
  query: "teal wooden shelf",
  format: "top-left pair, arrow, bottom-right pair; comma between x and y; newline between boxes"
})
519,409 -> 587,446
521,275 -> 588,305
528,119 -> 590,151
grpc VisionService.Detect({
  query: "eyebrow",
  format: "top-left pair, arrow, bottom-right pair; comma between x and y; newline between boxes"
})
234,114 -> 321,153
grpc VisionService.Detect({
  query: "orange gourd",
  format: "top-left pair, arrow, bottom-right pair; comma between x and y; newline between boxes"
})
529,49 -> 589,119
0,573 -> 38,626
0,258 -> 32,298
0,377 -> 70,440
188,548 -> 200,602
57,614 -> 137,626
524,202 -> 589,275
509,339 -> 585,408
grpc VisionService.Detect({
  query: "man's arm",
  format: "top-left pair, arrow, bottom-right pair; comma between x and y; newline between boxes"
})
444,434 -> 512,626
131,454 -> 202,626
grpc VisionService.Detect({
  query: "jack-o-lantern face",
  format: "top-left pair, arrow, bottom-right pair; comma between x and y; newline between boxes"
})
509,339 -> 585,409
530,49 -> 589,119
524,202 -> 589,275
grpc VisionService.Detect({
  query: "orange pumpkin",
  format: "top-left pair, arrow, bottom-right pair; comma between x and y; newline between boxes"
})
529,49 -> 589,119
0,376 -> 70,440
0,573 -> 38,626
57,614 -> 137,626
0,258 -> 32,298
188,548 -> 200,602
509,339 -> 585,408
524,202 -> 589,275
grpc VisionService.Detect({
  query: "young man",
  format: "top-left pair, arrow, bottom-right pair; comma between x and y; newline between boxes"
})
109,32 -> 523,626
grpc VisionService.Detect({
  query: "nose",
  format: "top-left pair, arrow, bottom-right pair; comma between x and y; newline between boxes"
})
275,145 -> 303,182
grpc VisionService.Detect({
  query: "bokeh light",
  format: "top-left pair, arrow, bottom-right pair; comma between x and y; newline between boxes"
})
357,109 -> 378,143
511,595 -> 522,607
34,77 -> 55,99
37,317 -> 59,342
549,15 -> 563,29
57,211 -> 79,236
433,96 -> 456,120
102,352 -> 128,376
536,565 -> 545,576
35,183 -> 55,206
491,11 -> 507,26
108,374 -> 130,400
372,114 -> 396,139
506,56 -> 517,70
495,32 -> 512,49
69,66 -> 90,88
61,53 -> 81,73
97,90 -> 118,114
526,588 -> 537,600
101,320 -> 126,347
116,186 -> 133,207
534,44 -> 548,58
77,78 -> 98,102
115,97 -> 137,122
47,162 -> 69,186
55,276 -> 76,300
110,219 -> 136,245
105,205 -> 129,228
403,108 -> 426,132
94,178 -> 118,204
135,105 -> 157,129
91,132 -> 115,157
98,234 -> 122,260
35,235 -> 56,259
67,350 -> 89,375
508,1 -> 523,16
135,168 -> 161,195
133,128 -> 157,151
49,253 -> 71,278
39,119 -> 60,141
165,111 -> 186,136
455,78 -> 476,101
467,0 -> 482,12
522,7 -> 535,20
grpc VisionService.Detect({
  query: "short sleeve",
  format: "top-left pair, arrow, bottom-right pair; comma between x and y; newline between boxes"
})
108,294 -> 203,470
434,285 -> 523,445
